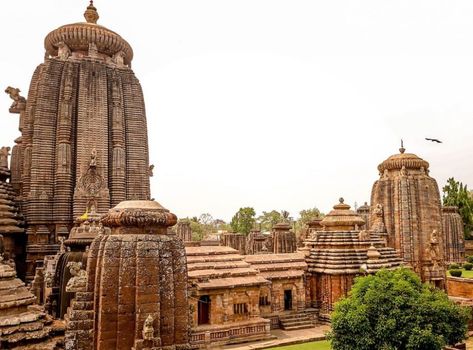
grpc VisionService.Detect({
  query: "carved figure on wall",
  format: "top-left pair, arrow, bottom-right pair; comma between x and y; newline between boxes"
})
371,203 -> 386,233
113,50 -> 126,67
89,148 -> 97,167
0,146 -> 10,169
56,41 -> 71,60
148,164 -> 154,177
88,42 -> 98,57
65,261 -> 87,292
4,86 -> 26,110
400,166 -> 407,177
359,230 -> 370,241
142,314 -> 154,340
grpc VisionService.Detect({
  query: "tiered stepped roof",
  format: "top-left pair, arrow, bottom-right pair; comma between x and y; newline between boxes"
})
186,246 -> 269,290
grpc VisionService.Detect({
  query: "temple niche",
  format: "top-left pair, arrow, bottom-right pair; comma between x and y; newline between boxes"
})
369,145 -> 448,288
6,1 -> 151,281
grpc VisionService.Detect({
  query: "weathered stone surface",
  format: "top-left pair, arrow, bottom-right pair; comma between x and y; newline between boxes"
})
220,232 -> 246,254
64,200 -> 190,350
272,223 -> 297,254
369,147 -> 446,288
0,246 -> 62,349
7,2 -> 151,282
442,206 -> 465,265
306,198 -> 403,320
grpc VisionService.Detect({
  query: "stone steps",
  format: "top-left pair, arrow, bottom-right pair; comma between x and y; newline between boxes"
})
279,312 -> 315,331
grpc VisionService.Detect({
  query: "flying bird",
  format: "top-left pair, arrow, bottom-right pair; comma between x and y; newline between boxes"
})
425,138 -> 442,143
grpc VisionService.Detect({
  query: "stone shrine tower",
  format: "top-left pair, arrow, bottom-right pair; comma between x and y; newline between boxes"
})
64,200 -> 190,350
369,145 -> 446,287
6,2 -> 151,280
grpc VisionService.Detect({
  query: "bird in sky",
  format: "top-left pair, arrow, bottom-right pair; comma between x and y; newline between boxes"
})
425,138 -> 442,143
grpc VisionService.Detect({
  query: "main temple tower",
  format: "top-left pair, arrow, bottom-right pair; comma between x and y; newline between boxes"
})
369,145 -> 446,288
8,2 -> 151,280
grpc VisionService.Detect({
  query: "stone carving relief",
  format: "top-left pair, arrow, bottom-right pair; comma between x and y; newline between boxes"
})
142,314 -> 154,341
148,164 -> 154,177
113,50 -> 126,67
0,146 -> 10,169
88,42 -> 98,58
65,261 -> 87,293
4,86 -> 26,111
371,203 -> 386,233
56,41 -> 71,60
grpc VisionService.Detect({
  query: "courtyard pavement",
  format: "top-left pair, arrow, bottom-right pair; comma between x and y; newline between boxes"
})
217,325 -> 331,350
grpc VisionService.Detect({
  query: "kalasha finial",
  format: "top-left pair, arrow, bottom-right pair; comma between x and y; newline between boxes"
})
84,0 -> 99,24
339,197 -> 344,204
399,139 -> 405,154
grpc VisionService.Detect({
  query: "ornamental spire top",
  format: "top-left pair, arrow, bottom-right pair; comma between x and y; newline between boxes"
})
84,0 -> 99,24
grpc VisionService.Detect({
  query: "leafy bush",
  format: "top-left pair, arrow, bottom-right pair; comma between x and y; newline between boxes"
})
467,256 -> 473,264
464,263 -> 473,271
328,268 -> 470,350
449,263 -> 460,270
450,269 -> 463,277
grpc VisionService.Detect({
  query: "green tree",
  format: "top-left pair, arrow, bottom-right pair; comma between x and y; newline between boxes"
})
443,177 -> 473,239
329,268 -> 470,350
230,207 -> 256,235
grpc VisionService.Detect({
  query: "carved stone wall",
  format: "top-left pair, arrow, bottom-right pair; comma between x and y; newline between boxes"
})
221,232 -> 247,254
442,206 -> 465,264
272,223 -> 297,254
370,147 -> 446,287
11,26 -> 150,281
64,200 -> 189,350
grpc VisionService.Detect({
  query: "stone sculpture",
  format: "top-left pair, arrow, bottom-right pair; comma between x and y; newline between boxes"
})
65,261 -> 87,292
4,86 -> 26,111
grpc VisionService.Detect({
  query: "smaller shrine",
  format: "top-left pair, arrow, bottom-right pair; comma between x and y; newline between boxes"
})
442,206 -> 465,265
306,198 -> 403,321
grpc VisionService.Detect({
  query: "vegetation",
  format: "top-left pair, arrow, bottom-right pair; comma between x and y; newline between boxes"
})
464,263 -> 473,271
449,269 -> 463,277
230,207 -> 256,235
447,269 -> 473,279
329,268 -> 470,350
448,263 -> 460,270
443,177 -> 473,239
467,255 -> 473,264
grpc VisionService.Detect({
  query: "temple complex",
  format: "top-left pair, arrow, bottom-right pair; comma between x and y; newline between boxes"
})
5,1 -> 151,281
369,145 -> 447,288
0,1 -> 468,349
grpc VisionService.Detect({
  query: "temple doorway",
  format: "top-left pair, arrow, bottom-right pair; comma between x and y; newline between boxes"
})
198,295 -> 211,325
284,290 -> 292,310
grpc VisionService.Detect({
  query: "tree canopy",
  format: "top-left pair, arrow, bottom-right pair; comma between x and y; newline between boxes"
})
329,268 -> 470,350
442,177 -> 473,239
230,207 -> 256,235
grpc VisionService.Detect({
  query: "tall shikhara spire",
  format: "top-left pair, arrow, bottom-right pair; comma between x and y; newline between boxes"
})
7,3 -> 151,280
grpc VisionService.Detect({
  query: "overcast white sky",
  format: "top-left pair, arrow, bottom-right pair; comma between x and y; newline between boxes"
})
1,1 -> 472,221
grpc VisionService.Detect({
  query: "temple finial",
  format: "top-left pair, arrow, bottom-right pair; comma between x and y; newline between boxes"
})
399,139 -> 405,154
84,0 -> 99,24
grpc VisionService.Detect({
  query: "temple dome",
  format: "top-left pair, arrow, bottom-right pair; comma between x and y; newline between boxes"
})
378,147 -> 429,173
44,1 -> 133,64
321,198 -> 365,230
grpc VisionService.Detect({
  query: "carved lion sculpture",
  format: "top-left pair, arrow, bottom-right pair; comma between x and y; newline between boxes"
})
4,86 -> 26,109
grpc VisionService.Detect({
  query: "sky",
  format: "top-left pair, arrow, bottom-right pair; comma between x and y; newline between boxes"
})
0,1 -> 472,221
